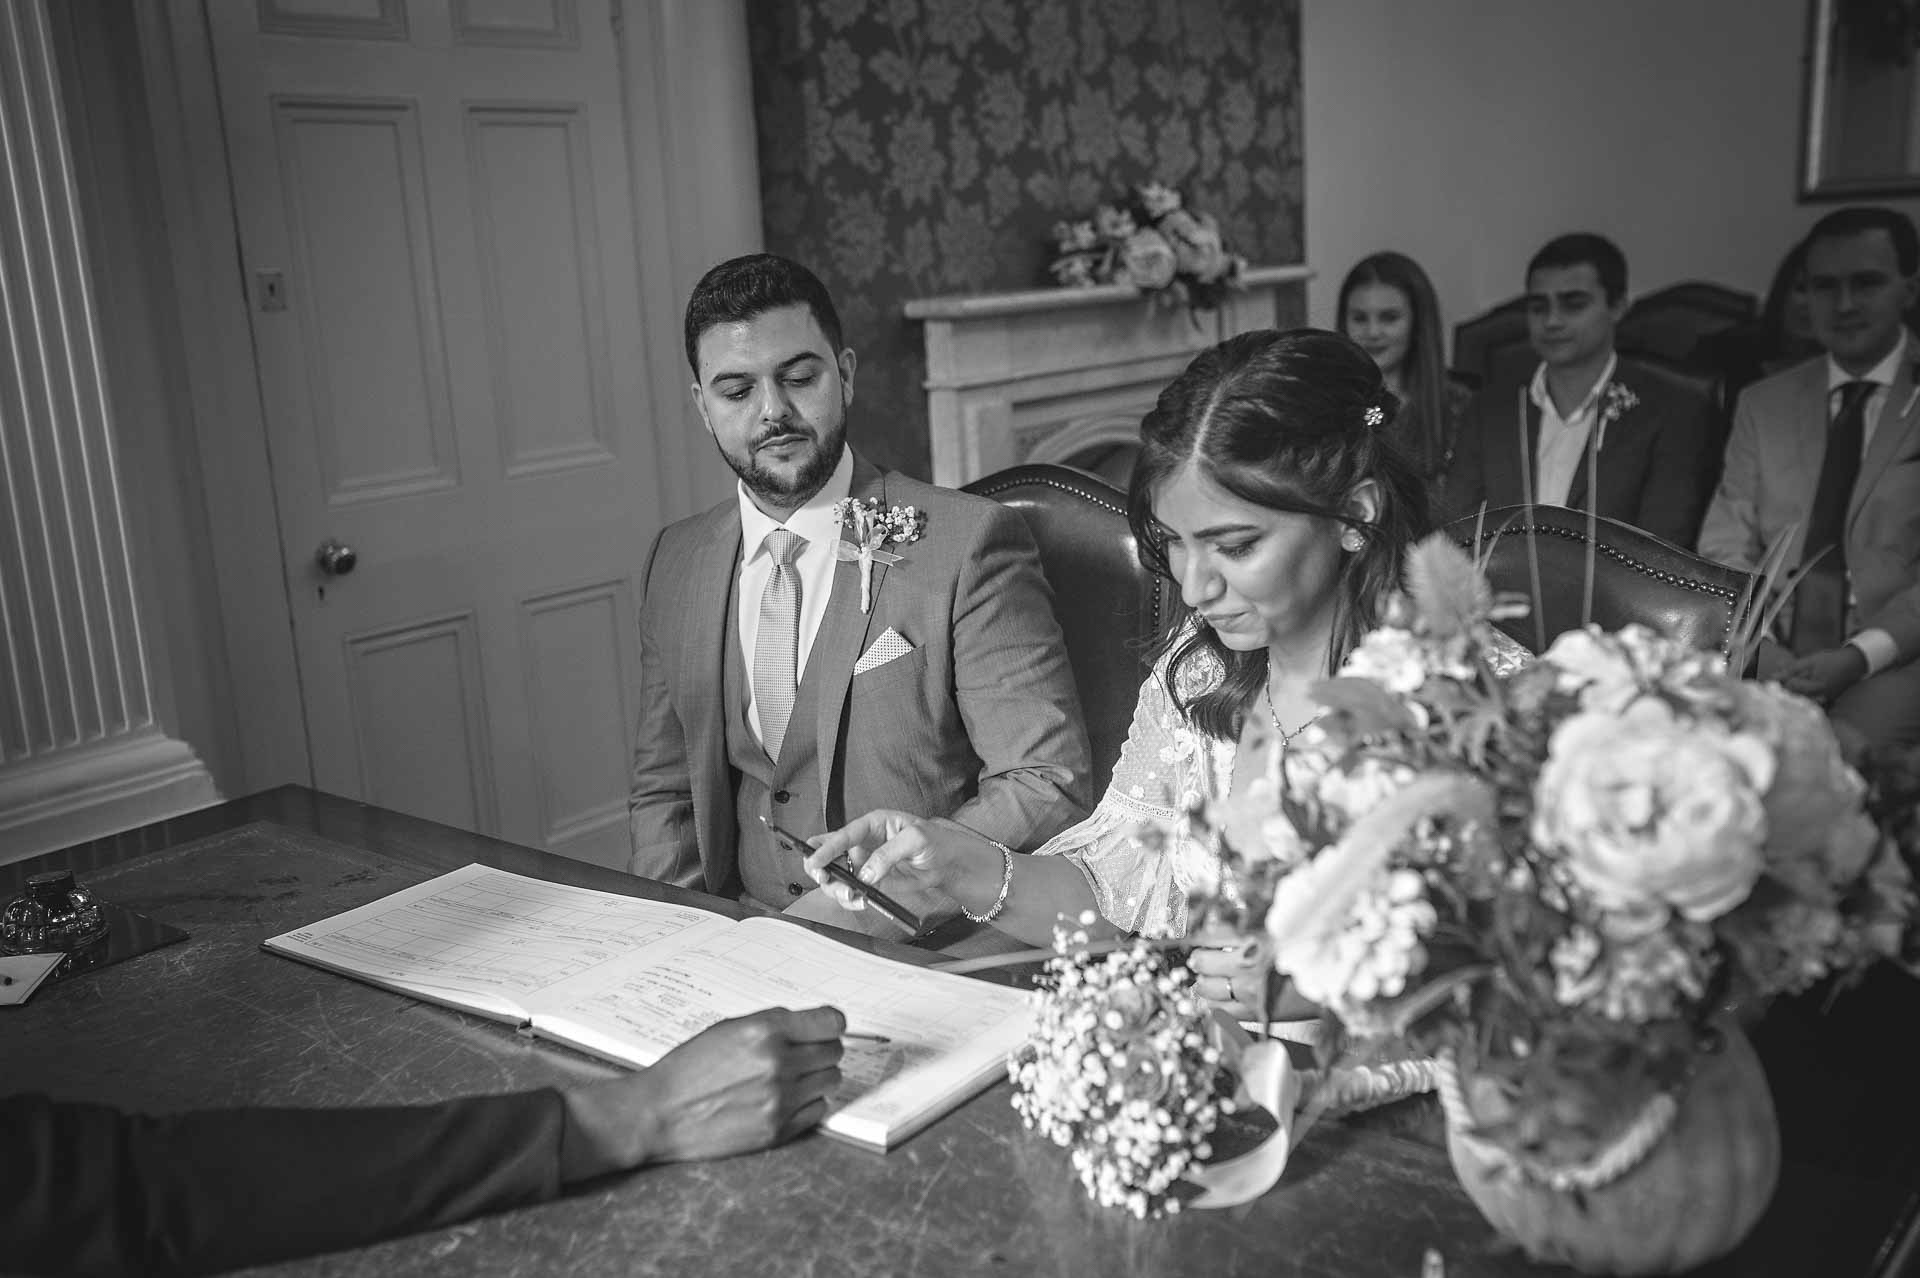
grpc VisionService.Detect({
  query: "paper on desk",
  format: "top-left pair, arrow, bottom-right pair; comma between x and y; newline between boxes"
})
0,953 -> 65,1006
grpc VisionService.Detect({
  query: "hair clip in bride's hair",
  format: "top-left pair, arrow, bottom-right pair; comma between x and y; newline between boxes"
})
1363,404 -> 1385,429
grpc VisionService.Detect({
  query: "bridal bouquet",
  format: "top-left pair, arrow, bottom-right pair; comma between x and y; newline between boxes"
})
1047,182 -> 1244,312
1240,535 -> 1914,1173
1009,926 -> 1227,1219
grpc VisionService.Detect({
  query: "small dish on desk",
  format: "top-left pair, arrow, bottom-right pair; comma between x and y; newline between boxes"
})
0,952 -> 65,1006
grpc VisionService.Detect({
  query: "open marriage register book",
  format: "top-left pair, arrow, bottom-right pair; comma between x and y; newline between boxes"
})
263,864 -> 1033,1151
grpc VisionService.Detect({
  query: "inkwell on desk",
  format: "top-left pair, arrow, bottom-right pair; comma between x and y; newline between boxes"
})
0,868 -> 186,1003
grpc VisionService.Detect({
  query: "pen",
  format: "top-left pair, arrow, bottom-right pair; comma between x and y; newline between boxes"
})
759,816 -> 924,935
843,1031 -> 891,1044
817,857 -> 924,935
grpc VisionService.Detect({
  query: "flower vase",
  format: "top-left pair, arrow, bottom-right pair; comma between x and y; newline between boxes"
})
1437,1021 -> 1780,1276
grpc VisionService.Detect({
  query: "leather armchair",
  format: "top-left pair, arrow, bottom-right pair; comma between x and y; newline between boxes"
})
963,464 -> 1179,791
1451,295 -> 1532,392
1445,505 -> 1757,656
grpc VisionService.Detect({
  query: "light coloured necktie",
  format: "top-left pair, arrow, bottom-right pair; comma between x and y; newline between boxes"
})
753,528 -> 807,759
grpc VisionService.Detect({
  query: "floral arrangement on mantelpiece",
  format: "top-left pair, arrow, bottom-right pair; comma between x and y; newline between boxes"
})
1243,533 -> 1917,1271
1047,182 -> 1245,312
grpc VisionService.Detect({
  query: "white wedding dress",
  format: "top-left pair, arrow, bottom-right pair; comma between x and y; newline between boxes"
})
1034,625 -> 1530,939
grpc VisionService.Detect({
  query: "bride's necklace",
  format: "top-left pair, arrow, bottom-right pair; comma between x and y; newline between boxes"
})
1264,666 -> 1322,749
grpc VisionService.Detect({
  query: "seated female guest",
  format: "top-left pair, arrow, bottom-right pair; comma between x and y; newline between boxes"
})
807,329 -> 1442,1019
1337,252 -> 1468,493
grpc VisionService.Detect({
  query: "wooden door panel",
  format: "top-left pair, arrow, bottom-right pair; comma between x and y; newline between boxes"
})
449,0 -> 577,48
259,0 -> 409,42
342,610 -> 497,833
466,103 -> 617,477
519,577 -> 634,867
273,97 -> 460,503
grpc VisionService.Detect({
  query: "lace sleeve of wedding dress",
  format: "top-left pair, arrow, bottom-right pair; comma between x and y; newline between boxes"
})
1030,646 -> 1224,940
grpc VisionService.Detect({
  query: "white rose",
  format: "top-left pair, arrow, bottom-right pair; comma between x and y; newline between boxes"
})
1532,697 -> 1773,922
1732,682 -> 1874,890
1341,627 -> 1428,694
1541,627 -> 1641,711
1314,757 -> 1415,824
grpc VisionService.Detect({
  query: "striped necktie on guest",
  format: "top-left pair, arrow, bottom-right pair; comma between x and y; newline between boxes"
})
753,528 -> 807,760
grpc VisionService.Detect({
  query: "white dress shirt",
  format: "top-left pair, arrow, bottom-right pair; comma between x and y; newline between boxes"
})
735,446 -> 854,746
1830,330 -> 1912,674
1529,352 -> 1619,507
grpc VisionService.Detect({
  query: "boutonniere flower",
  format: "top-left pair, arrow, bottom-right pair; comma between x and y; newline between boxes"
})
1593,381 -> 1639,452
830,498 -> 926,613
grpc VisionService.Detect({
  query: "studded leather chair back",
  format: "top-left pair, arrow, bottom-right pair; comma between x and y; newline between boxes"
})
963,464 -> 1180,790
1445,505 -> 1757,656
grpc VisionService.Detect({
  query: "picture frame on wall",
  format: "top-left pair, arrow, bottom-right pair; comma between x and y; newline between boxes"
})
1800,0 -> 1920,199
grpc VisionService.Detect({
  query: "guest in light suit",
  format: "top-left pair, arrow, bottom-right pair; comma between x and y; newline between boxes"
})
1444,233 -> 1721,546
627,254 -> 1090,938
1699,207 -> 1920,748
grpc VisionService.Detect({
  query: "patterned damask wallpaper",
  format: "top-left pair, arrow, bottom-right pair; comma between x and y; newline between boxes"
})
748,0 -> 1304,479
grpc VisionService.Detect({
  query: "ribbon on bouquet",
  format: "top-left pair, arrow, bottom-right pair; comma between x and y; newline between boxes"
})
833,540 -> 903,614
1184,1033 -> 1305,1208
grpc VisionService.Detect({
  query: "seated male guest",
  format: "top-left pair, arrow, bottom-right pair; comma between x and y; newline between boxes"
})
628,254 -> 1090,937
1698,207 -> 1920,748
1444,233 -> 1720,546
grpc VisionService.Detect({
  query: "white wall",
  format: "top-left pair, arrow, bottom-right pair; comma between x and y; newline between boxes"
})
1302,0 -> 1920,347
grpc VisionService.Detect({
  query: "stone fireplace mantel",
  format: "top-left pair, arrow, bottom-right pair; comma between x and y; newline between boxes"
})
905,264 -> 1310,488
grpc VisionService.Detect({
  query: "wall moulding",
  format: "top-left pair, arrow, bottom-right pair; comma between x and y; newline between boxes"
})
905,265 -> 1311,488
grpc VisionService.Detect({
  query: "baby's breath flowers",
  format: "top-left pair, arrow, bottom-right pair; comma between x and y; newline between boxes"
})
1009,915 -> 1225,1218
829,498 -> 926,613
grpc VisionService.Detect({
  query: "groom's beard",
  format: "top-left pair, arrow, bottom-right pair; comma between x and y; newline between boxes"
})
718,413 -> 847,509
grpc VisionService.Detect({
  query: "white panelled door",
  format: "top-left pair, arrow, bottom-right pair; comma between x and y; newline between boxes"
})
208,0 -> 665,866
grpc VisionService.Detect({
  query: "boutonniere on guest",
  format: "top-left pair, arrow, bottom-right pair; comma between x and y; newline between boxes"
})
1593,381 -> 1639,452
830,498 -> 926,614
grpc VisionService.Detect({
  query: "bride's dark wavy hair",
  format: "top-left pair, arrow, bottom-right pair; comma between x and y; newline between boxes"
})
1127,327 -> 1432,742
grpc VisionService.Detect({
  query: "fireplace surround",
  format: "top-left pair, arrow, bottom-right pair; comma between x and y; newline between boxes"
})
905,265 -> 1311,488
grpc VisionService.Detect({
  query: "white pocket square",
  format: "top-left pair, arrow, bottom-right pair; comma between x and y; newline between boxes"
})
853,628 -> 915,675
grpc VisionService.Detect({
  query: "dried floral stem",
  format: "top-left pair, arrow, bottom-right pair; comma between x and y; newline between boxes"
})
1515,387 -> 1548,655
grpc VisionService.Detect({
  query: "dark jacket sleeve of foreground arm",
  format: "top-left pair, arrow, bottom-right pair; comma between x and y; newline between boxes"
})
1,1089 -> 567,1277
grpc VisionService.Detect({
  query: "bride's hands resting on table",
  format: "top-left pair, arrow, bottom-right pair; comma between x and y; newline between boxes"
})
802,810 -> 1004,918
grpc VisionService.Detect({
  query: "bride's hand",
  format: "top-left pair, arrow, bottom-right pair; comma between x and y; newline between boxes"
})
804,812 -> 1000,916
1187,932 -> 1275,1021
1187,928 -> 1319,1022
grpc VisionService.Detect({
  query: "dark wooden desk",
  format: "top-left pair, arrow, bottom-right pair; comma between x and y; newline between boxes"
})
4,787 -> 1915,1278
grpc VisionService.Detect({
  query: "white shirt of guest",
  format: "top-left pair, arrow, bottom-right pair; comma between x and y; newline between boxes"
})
1826,329 -> 1912,674
735,445 -> 854,746
1826,327 -> 1910,455
1529,352 -> 1618,507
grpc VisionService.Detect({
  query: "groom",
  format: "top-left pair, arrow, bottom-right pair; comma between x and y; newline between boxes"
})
627,254 -> 1090,937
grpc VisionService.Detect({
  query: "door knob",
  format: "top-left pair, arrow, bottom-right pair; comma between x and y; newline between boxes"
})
315,538 -> 357,576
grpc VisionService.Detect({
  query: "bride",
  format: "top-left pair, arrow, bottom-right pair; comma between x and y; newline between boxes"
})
807,328 -> 1458,1018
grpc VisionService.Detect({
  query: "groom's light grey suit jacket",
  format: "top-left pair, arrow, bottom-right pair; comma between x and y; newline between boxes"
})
627,451 -> 1091,898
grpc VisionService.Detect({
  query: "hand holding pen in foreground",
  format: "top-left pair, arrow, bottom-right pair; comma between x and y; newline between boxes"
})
558,1005 -> 847,1178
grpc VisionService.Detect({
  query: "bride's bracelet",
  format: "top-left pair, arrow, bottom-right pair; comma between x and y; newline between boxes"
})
962,837 -> 1015,924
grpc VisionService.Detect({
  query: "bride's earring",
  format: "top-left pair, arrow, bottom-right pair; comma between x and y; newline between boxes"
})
1340,530 -> 1364,552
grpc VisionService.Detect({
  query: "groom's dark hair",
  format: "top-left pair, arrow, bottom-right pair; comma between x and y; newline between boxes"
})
684,253 -> 846,375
